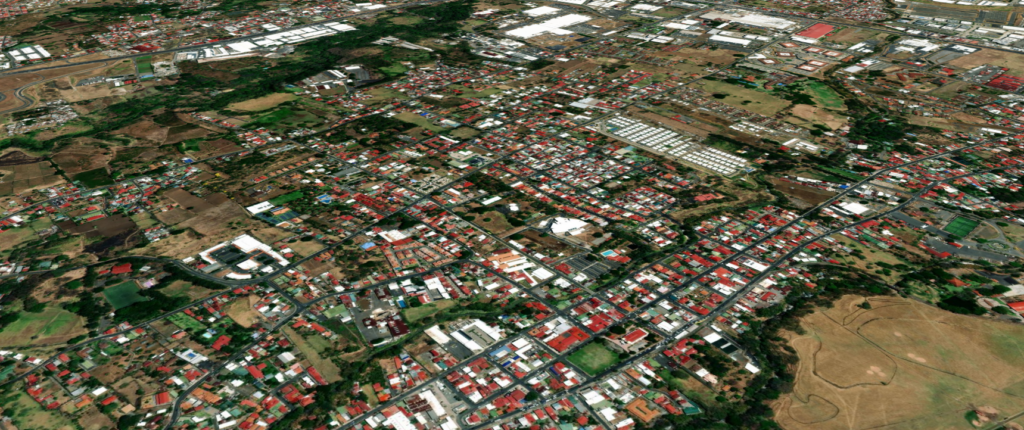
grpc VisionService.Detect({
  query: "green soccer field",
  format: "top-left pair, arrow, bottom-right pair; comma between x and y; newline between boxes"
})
943,217 -> 980,237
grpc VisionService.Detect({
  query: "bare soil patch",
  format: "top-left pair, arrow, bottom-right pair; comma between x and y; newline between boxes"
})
772,178 -> 837,206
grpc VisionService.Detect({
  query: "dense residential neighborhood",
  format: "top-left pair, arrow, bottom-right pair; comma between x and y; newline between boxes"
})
3,0 -> 1024,429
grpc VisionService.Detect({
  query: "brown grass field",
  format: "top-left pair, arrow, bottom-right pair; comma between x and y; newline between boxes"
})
788,104 -> 846,130
774,295 -> 1024,430
948,49 -> 1024,76
228,92 -> 297,112
51,142 -> 112,175
691,80 -> 791,117
772,178 -> 837,207
224,295 -> 262,328
282,326 -> 343,383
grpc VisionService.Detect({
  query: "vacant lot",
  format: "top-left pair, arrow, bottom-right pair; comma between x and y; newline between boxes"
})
772,178 -> 836,206
567,341 -> 621,375
395,111 -> 445,132
773,295 -> 1024,430
224,295 -> 262,328
691,80 -> 791,116
283,326 -> 343,383
788,104 -> 846,130
948,49 -> 1024,76
831,29 -> 881,47
228,92 -> 297,112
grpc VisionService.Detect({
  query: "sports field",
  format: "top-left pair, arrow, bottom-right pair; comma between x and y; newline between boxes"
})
567,341 -> 621,375
103,281 -> 148,309
944,217 -> 979,237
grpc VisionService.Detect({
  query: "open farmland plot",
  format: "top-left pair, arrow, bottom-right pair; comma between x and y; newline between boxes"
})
774,295 -> 1024,430
51,143 -> 112,175
944,216 -> 979,237
103,281 -> 148,309
0,161 -> 64,196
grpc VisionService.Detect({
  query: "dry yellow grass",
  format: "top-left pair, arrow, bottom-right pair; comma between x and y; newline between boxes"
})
774,295 -> 1024,430
228,92 -> 297,112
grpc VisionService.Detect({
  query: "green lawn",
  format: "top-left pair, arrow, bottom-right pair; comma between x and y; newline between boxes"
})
802,81 -> 846,110
402,300 -> 457,323
269,191 -> 304,206
103,281 -> 148,310
395,111 -> 445,132
567,341 -> 621,375
380,63 -> 409,77
944,217 -> 980,237
0,307 -> 84,347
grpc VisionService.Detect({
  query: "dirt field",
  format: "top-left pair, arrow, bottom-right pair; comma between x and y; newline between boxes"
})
948,49 -> 1024,76
228,92 -> 297,112
654,47 -> 741,66
224,295 -> 262,328
62,214 -> 137,238
774,295 -> 1024,430
772,178 -> 837,206
163,280 -> 217,301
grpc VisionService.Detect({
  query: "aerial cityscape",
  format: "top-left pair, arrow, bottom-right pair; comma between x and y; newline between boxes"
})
2,0 -> 1024,429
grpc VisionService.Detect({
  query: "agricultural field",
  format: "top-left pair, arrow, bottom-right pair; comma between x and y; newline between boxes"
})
774,295 -> 1024,430
0,161 -> 64,196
